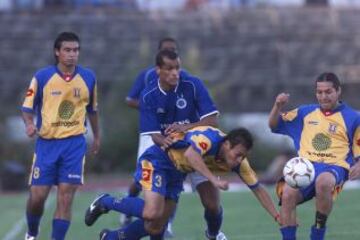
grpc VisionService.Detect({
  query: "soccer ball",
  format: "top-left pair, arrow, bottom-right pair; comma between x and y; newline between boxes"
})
283,157 -> 315,188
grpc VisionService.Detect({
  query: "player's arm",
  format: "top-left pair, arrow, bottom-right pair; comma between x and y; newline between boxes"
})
251,185 -> 281,225
165,114 -> 218,134
269,93 -> 290,129
125,98 -> 139,109
88,112 -> 100,154
184,146 -> 228,190
151,133 -> 175,150
22,111 -> 37,138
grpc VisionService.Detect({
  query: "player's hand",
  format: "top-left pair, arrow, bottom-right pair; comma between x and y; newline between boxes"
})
91,137 -> 100,155
25,123 -> 37,138
275,93 -> 290,109
349,160 -> 360,180
213,177 -> 229,191
165,123 -> 189,135
161,135 -> 176,150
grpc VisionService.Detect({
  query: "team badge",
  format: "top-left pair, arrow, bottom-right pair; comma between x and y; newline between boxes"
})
312,133 -> 331,151
328,123 -> 337,134
73,88 -> 81,98
176,96 -> 187,109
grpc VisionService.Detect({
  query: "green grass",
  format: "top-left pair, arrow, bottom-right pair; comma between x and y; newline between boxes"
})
1,187 -> 360,239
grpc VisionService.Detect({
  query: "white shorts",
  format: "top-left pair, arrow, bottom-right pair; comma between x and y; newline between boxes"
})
137,134 -> 154,159
188,171 -> 209,191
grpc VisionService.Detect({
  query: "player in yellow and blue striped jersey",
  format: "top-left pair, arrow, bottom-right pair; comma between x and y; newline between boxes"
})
269,72 -> 360,240
85,126 -> 280,240
22,32 -> 100,240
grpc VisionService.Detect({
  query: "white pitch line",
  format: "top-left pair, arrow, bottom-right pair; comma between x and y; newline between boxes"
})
3,193 -> 55,240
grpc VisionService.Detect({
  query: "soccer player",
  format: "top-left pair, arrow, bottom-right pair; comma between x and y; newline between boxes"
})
21,32 -> 100,240
123,38 -> 189,236
85,126 -> 280,240
125,44 -> 227,239
269,72 -> 360,240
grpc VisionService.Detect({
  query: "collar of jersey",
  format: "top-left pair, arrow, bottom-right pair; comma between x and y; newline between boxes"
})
158,78 -> 179,95
55,65 -> 79,82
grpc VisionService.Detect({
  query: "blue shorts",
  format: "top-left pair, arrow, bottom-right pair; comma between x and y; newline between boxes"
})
134,146 -> 186,202
299,162 -> 348,203
29,135 -> 86,186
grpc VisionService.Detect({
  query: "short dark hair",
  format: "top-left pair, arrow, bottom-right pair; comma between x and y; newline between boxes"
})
54,32 -> 80,50
224,128 -> 254,150
316,72 -> 341,91
158,37 -> 178,50
155,50 -> 178,67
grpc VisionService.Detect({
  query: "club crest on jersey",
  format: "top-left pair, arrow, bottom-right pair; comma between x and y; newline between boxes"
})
73,88 -> 81,98
176,96 -> 187,109
328,123 -> 337,134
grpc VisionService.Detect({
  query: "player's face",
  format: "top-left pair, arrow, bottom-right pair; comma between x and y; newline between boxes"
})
316,81 -> 341,111
55,41 -> 80,68
160,41 -> 178,52
157,57 -> 180,89
223,141 -> 248,169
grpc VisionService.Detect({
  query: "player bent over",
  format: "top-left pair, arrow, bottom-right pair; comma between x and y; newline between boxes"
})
85,126 -> 280,239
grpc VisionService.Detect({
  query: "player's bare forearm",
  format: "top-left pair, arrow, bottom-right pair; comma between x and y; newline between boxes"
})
151,133 -> 174,149
349,159 -> 360,180
252,185 -> 279,221
88,112 -> 100,154
22,111 -> 37,137
184,147 -> 228,190
269,93 -> 289,129
125,98 -> 139,109
165,114 -> 218,134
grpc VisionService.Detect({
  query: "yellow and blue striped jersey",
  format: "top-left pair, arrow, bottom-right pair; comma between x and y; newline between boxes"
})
22,65 -> 97,139
168,126 -> 259,188
272,103 -> 360,169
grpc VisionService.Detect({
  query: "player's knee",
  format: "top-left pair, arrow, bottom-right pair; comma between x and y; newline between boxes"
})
281,190 -> 297,205
316,178 -> 334,194
143,208 -> 162,222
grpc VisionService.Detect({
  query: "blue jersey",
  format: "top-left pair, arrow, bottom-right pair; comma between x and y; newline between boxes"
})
126,66 -> 190,102
22,65 -> 97,139
271,103 -> 360,170
139,76 -> 219,135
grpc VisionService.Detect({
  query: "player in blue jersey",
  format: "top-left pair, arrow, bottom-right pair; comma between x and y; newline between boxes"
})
269,72 -> 360,240
123,38 -> 189,236
21,32 -> 100,240
85,126 -> 281,240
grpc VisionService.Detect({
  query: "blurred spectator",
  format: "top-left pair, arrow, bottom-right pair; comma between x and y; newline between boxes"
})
306,0 -> 328,5
260,149 -> 296,185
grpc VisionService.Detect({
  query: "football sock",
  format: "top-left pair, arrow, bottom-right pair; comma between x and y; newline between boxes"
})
26,212 -> 41,237
280,225 -> 297,240
315,211 -> 328,228
102,195 -> 144,218
204,206 -> 223,237
112,219 -> 148,239
51,219 -> 70,240
310,225 -> 326,240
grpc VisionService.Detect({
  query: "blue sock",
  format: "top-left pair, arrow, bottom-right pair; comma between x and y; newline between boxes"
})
280,226 -> 297,240
204,206 -> 223,237
26,212 -> 41,237
310,225 -> 326,240
105,219 -> 148,239
102,196 -> 144,218
51,219 -> 70,240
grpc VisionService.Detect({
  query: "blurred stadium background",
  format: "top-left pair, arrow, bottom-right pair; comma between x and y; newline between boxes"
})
1,0 -> 360,239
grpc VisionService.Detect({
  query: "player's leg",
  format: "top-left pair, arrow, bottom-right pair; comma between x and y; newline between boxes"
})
52,183 -> 78,240
52,135 -> 86,240
25,186 -> 52,239
279,184 -> 302,240
189,172 -> 224,240
121,134 -> 154,226
25,138 -> 57,239
310,165 -> 346,240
